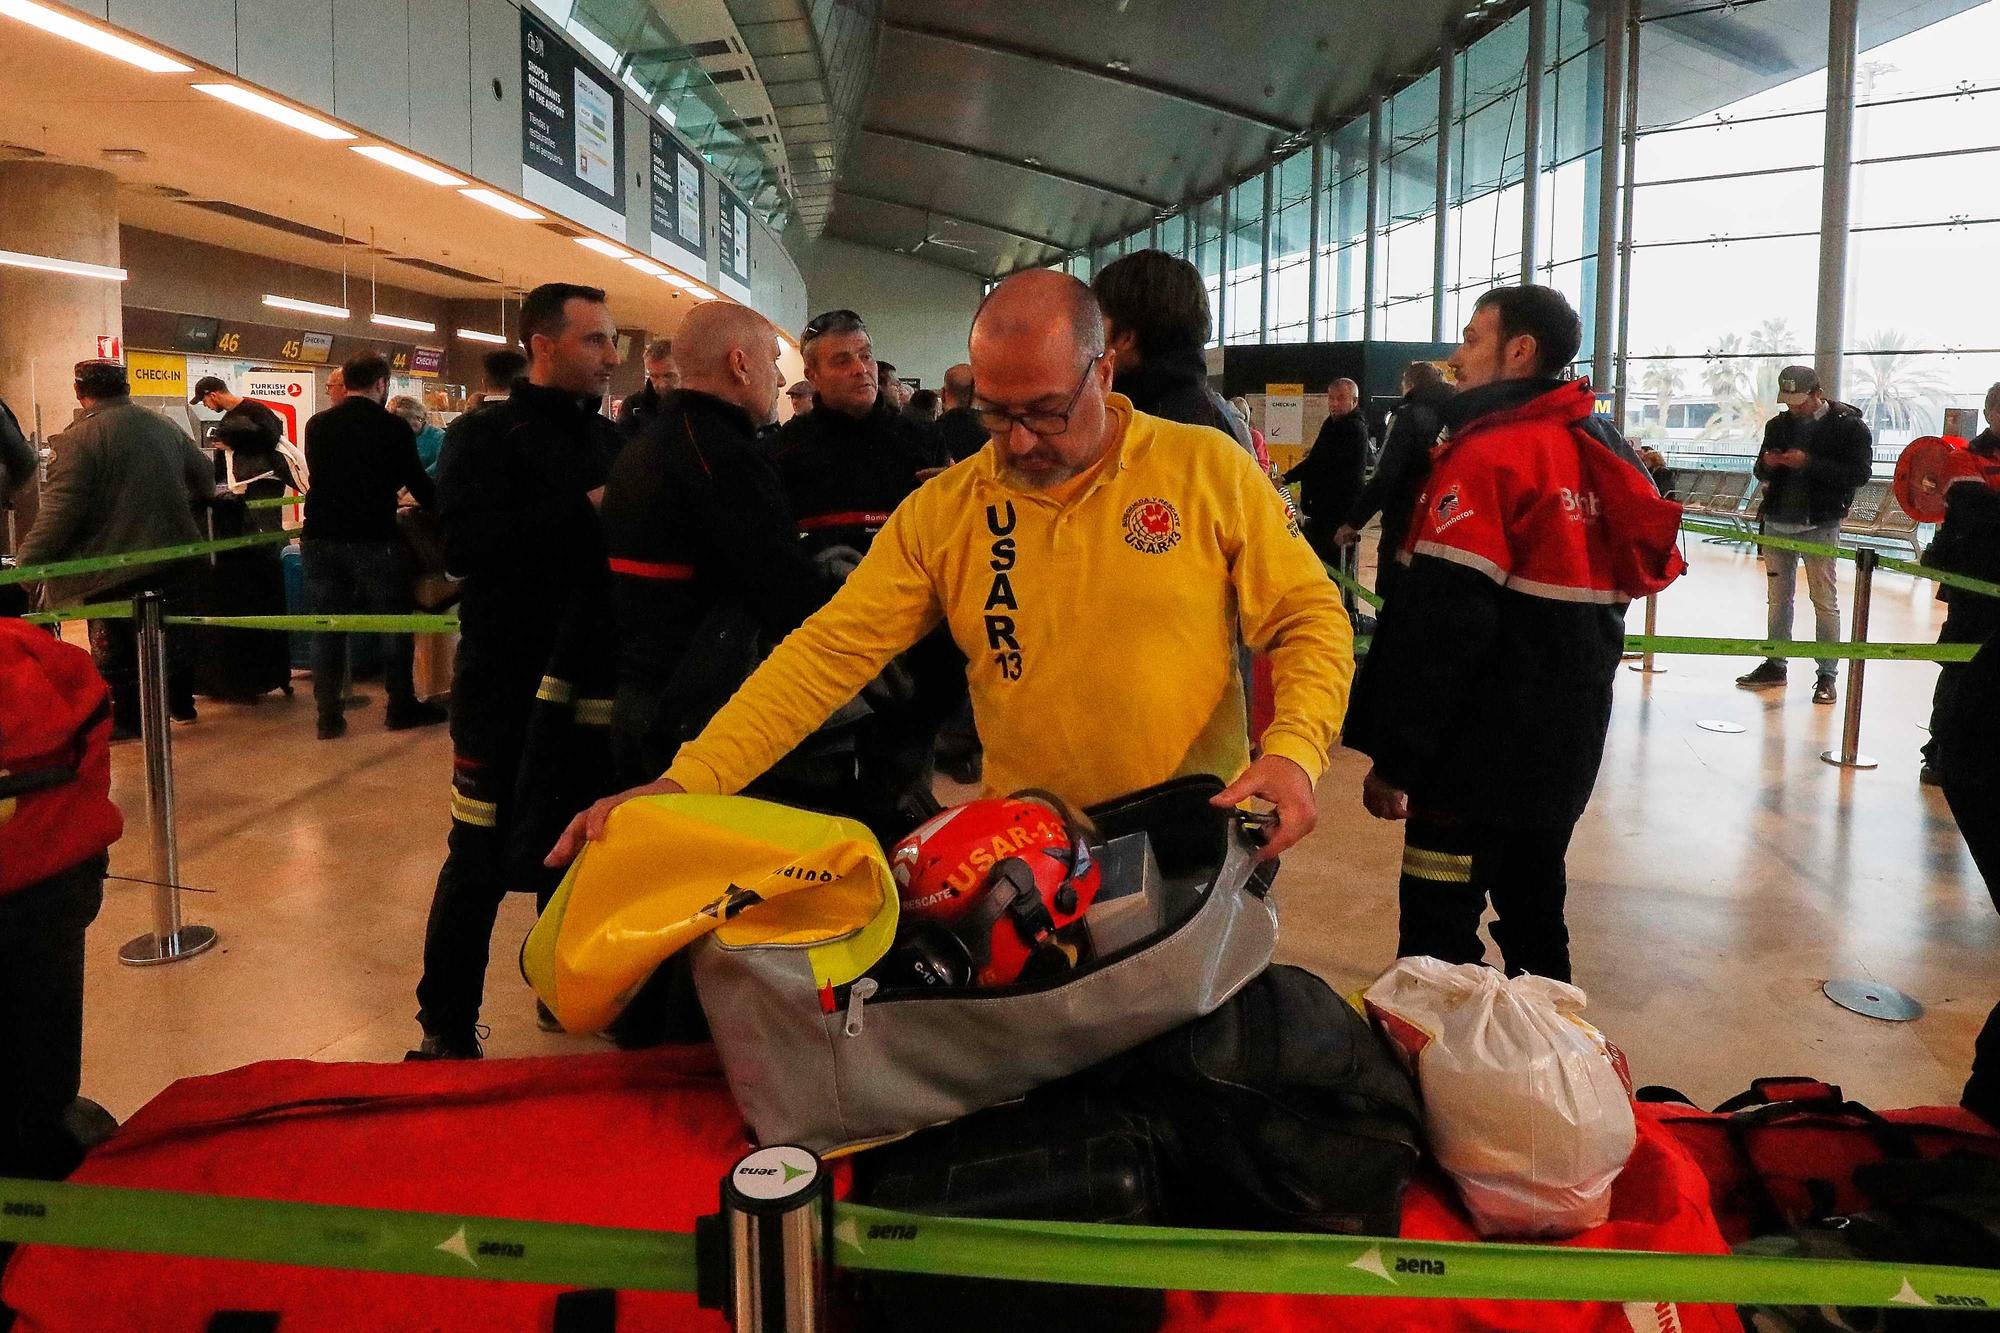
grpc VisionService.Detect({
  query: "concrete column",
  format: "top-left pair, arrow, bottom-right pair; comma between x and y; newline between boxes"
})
0,162 -> 123,445
1520,0 -> 1548,282
1591,0 -> 1628,387
1364,92 -> 1384,342
1307,135 -> 1324,335
1815,0 -> 1860,397
1434,38 -> 1458,343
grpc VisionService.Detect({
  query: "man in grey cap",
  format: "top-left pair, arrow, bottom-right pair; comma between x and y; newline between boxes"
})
1735,365 -> 1873,703
784,380 -> 813,417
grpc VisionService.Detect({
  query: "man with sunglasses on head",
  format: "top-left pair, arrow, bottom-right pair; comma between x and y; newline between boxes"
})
765,308 -> 959,817
550,271 -> 1353,871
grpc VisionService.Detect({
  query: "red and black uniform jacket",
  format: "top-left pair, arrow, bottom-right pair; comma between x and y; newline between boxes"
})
767,398 -> 945,556
601,389 -> 828,715
1343,378 -> 1686,828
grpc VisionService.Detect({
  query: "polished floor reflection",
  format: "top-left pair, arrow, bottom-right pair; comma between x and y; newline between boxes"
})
77,533 -> 1990,1122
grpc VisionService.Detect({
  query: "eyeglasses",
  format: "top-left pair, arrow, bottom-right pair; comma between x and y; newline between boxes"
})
975,355 -> 1103,439
802,309 -> 864,343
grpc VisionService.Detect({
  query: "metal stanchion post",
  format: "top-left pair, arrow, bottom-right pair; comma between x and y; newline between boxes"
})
698,1146 -> 829,1332
1626,594 -> 1666,673
118,591 -> 219,966
1820,546 -> 1879,770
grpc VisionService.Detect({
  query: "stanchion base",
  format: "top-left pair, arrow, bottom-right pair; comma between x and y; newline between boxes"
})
1626,662 -> 1667,674
119,924 -> 219,967
1823,979 -> 1923,1022
1819,750 -> 1879,770
1696,720 -> 1746,734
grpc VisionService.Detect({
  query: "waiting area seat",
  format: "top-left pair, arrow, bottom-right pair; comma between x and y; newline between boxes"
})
1667,466 -> 1923,557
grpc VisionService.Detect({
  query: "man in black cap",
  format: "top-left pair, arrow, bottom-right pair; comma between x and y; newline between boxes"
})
191,375 -> 284,451
1735,365 -> 1873,704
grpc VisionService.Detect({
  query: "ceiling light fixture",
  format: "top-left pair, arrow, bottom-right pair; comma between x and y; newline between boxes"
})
456,328 -> 508,345
372,313 -> 435,332
263,294 -> 350,319
193,84 -> 355,140
622,255 -> 668,276
0,247 -> 127,282
575,237 -> 628,258
351,144 -> 465,186
459,187 -> 542,220
0,0 -> 192,73
659,273 -> 699,291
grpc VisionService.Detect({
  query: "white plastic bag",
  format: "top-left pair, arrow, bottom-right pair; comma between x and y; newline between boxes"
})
1363,956 -> 1636,1238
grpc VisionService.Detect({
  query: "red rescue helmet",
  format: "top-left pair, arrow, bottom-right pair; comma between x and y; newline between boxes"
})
1894,435 -> 2000,523
890,791 -> 1101,986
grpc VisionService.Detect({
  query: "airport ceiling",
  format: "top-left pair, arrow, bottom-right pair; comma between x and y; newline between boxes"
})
814,0 -> 1505,279
0,15 -> 704,341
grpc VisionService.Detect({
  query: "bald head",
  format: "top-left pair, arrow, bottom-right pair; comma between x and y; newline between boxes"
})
968,271 -> 1117,488
972,271 -> 1106,364
673,302 -> 784,423
942,362 -> 975,410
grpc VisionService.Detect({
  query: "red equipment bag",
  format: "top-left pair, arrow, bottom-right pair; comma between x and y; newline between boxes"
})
1637,1076 -> 2000,1244
1160,1103 -> 1742,1333
0,619 -> 122,895
0,1048 -> 763,1331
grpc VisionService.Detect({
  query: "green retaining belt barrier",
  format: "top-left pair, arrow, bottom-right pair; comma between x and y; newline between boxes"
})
1679,520 -> 2000,602
0,531 -> 290,587
163,613 -> 459,634
23,601 -> 145,626
0,1178 -> 697,1293
1623,634 -> 1975,663
833,1204 -> 2000,1311
7,1178 -> 2000,1314
1325,563 -> 1386,611
242,493 -> 304,509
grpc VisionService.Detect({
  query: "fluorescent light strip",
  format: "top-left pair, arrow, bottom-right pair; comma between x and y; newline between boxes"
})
263,294 -> 349,320
623,256 -> 668,276
0,0 -> 191,73
372,313 -> 435,333
659,273 -> 700,291
575,237 -> 628,258
351,145 -> 465,187
194,84 -> 355,140
0,247 -> 127,282
459,188 -> 542,220
456,328 -> 508,345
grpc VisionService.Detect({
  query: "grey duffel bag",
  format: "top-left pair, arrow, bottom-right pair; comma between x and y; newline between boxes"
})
692,776 -> 1279,1155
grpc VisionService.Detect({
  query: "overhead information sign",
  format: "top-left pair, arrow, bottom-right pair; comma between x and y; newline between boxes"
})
717,185 -> 751,301
520,8 -> 627,241
647,126 -> 705,275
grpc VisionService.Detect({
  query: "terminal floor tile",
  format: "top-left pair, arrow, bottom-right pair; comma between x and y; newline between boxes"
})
77,534 -> 1989,1122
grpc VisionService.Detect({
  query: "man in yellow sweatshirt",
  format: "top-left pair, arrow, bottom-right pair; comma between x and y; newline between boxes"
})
548,270 -> 1353,866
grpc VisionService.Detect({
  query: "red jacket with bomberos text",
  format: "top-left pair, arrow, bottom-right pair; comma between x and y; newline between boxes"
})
1343,377 -> 1685,828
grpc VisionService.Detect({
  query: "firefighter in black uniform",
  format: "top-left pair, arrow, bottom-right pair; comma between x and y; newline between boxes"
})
410,282 -> 623,1060
763,310 -> 957,821
1344,286 -> 1686,984
600,304 -> 827,783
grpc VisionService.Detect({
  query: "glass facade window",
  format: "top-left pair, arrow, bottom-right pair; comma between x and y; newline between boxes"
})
1224,176 -> 1265,344
988,0 -> 2000,479
1316,119 -> 1371,341
1269,152 -> 1314,342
